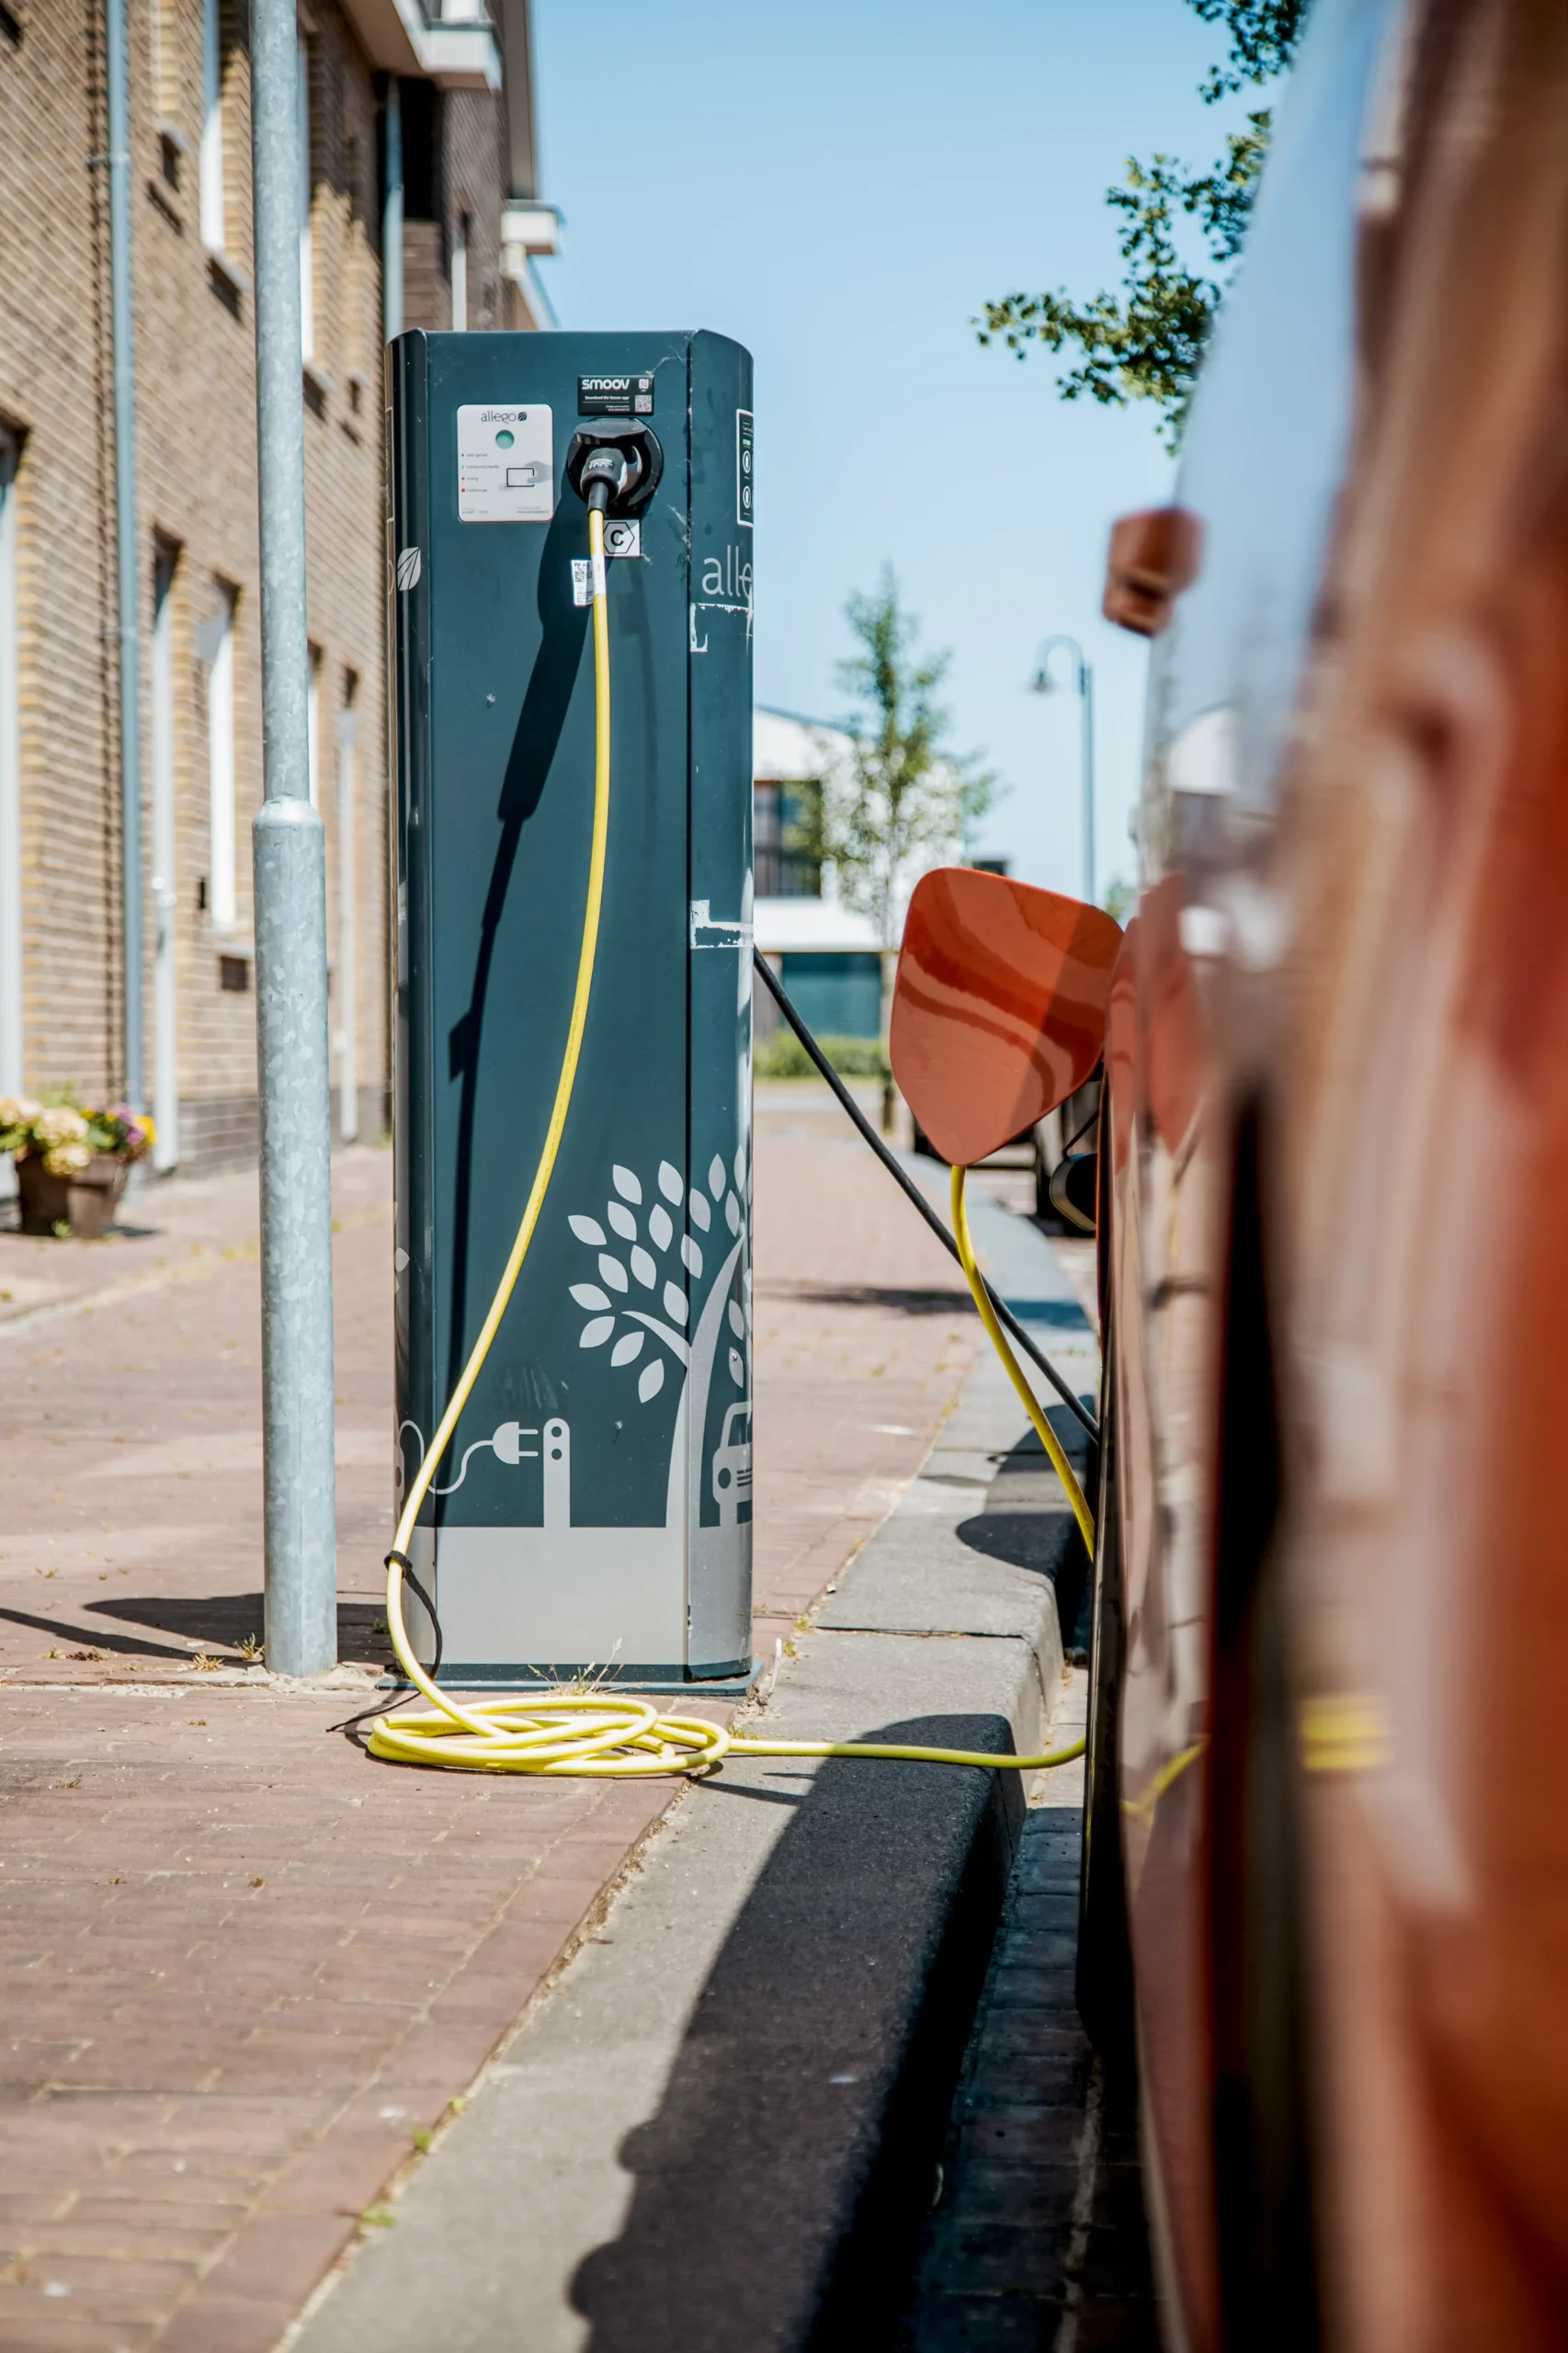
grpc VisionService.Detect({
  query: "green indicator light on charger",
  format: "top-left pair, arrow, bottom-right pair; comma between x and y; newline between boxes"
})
495,428 -> 515,449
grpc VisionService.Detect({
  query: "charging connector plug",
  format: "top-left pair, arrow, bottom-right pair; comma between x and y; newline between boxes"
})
577,448 -> 631,514
565,422 -> 665,517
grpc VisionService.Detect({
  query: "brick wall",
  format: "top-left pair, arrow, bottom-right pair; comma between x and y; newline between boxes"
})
0,5 -> 118,1102
0,4 -> 524,1176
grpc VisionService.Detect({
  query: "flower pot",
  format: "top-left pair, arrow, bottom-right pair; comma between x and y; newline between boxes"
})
15,1152 -> 128,1239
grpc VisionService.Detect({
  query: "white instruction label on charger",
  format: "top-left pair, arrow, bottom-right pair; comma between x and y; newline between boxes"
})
457,404 -> 554,522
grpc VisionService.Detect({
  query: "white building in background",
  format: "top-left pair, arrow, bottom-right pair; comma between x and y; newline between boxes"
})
755,705 -> 947,1043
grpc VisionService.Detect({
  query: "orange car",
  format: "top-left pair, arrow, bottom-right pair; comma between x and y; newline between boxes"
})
892,1 -> 1568,2344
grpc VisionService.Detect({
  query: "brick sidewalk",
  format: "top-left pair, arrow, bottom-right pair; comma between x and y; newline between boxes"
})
0,1088 -> 979,2350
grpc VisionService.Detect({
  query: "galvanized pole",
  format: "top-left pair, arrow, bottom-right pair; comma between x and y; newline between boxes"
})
249,0 -> 337,1676
382,78 -> 403,343
105,0 -> 142,1109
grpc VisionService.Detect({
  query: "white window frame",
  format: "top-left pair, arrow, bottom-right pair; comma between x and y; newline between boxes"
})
336,685 -> 358,1141
199,0 -> 224,251
0,428 -> 22,1106
151,545 -> 180,1172
298,35 -> 314,362
306,641 -> 322,809
205,585 -> 237,933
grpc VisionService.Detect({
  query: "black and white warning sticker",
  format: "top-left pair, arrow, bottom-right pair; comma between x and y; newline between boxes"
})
572,522 -> 642,603
736,410 -> 754,528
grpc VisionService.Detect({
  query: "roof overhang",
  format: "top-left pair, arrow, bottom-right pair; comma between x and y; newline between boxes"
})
499,197 -> 560,327
337,0 -> 501,89
496,0 -> 540,199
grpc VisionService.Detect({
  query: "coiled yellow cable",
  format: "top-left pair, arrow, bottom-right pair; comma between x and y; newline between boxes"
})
369,507 -> 1087,1779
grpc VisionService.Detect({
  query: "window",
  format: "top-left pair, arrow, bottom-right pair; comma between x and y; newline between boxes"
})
451,212 -> 470,331
779,953 -> 883,1041
199,0 -> 223,249
298,36 -> 314,361
0,428 -> 21,1103
306,642 -> 321,807
203,584 -> 237,931
753,779 -> 822,898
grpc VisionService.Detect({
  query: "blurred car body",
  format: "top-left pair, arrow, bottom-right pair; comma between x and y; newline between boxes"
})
1080,0 -> 1568,2344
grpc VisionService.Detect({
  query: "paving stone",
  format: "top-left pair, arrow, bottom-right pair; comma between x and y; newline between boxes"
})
906,1800 -> 1159,2351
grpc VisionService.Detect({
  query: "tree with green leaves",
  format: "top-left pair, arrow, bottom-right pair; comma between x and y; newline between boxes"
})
976,0 -> 1307,446
797,568 -> 995,949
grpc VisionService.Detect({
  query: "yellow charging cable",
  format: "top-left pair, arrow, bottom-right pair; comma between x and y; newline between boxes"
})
369,506 -> 1087,1779
949,1165 -> 1096,1556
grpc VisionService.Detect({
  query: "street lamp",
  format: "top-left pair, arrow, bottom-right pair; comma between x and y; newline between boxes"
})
1030,635 -> 1096,908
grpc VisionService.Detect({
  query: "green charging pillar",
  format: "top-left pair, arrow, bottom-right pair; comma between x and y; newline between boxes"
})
388,330 -> 755,1685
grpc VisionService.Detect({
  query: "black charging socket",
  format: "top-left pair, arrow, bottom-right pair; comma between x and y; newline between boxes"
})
565,422 -> 665,517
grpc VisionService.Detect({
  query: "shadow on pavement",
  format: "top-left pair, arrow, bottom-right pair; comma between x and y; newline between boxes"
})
965,1415 -> 1096,1654
753,1281 -> 976,1317
81,1592 -> 391,1663
568,1711 -> 1027,2353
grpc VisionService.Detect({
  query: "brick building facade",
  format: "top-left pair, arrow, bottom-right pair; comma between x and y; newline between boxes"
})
0,0 -> 556,1173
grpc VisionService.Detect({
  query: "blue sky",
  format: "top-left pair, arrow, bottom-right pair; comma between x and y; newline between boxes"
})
531,0 -> 1244,901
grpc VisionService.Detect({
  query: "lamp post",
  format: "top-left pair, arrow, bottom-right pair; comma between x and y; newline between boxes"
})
1030,634 -> 1096,908
248,0 -> 338,1676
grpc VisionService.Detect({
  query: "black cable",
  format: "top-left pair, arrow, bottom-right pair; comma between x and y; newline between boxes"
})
403,1558 -> 444,1679
751,947 -> 1098,1443
330,1552 -> 447,1732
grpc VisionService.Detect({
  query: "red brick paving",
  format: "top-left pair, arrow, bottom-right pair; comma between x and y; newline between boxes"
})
0,1086 -> 980,2347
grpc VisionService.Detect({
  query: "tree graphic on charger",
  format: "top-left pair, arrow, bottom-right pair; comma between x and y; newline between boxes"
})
397,1150 -> 751,1531
568,1154 -> 750,1427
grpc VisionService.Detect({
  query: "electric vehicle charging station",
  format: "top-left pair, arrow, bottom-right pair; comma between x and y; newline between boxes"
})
389,330 -> 755,1687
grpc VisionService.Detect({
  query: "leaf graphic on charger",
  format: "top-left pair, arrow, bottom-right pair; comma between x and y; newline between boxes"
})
566,1150 -> 751,1437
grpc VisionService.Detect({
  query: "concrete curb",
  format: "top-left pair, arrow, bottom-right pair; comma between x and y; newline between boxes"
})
291,1347 -> 1086,2353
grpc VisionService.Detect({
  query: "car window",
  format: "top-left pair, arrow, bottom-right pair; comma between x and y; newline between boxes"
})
1142,0 -> 1411,865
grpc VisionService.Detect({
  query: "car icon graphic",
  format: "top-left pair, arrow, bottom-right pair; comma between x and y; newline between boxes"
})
710,1403 -> 752,1525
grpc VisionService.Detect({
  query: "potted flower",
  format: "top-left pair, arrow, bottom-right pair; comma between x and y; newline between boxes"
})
0,1097 -> 155,1237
